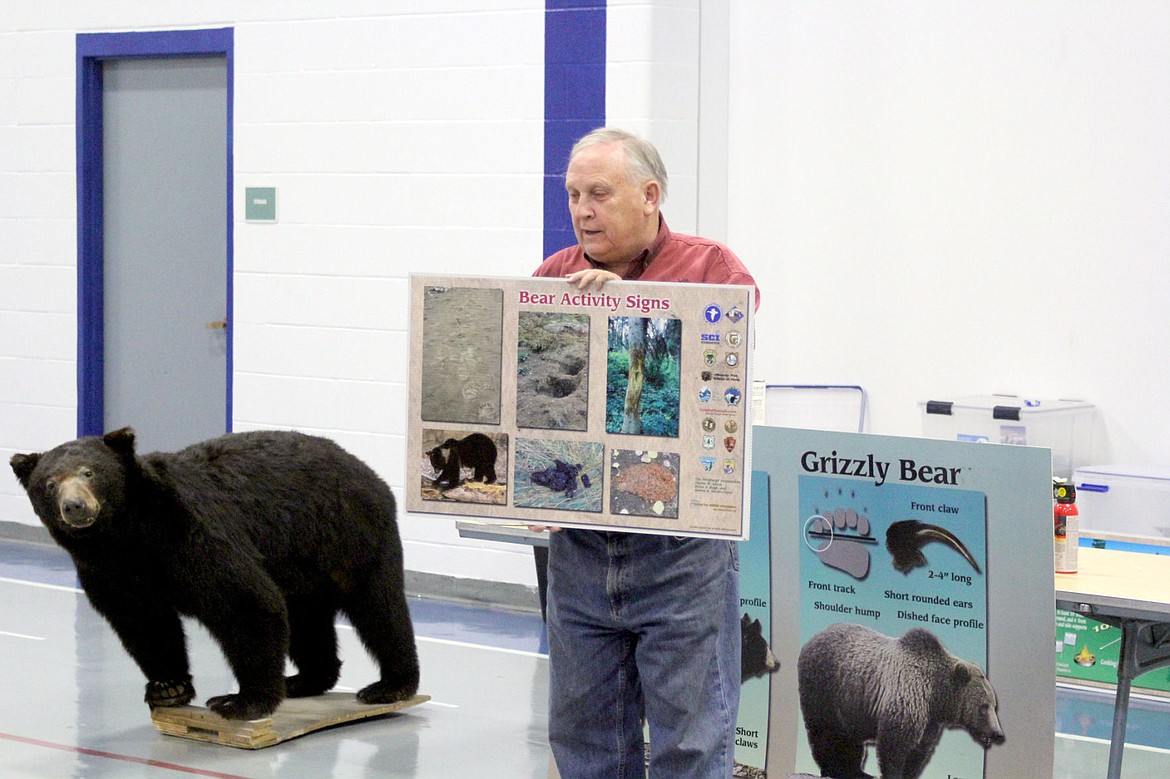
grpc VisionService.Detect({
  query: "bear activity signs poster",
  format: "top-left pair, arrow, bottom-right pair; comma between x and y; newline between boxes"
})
405,274 -> 755,539
751,426 -> 1055,779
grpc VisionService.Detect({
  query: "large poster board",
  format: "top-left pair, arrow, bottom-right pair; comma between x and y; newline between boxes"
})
752,426 -> 1055,779
405,274 -> 755,539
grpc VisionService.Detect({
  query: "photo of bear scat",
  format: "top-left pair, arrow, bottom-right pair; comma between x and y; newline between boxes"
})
796,622 -> 1004,779
513,437 -> 603,512
420,429 -> 508,505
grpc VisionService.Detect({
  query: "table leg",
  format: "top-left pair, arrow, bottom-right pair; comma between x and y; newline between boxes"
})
1106,652 -> 1132,779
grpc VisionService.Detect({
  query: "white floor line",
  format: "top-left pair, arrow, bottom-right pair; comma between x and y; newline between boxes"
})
0,631 -> 45,640
0,577 -> 80,593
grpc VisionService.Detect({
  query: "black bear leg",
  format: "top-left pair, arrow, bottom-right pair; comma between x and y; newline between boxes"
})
200,576 -> 290,720
285,599 -> 342,698
344,570 -> 420,704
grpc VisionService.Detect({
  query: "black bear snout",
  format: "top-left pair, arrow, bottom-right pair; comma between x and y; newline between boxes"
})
59,495 -> 98,527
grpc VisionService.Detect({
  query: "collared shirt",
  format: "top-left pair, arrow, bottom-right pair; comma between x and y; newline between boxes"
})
533,216 -> 761,308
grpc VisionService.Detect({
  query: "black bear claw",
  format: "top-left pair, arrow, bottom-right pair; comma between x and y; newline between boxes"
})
206,693 -> 280,721
357,680 -> 417,705
145,676 -> 195,708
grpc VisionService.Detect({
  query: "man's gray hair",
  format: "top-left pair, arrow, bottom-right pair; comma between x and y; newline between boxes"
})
569,128 -> 669,203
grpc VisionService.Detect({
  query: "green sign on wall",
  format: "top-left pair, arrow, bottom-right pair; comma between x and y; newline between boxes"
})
245,186 -> 277,222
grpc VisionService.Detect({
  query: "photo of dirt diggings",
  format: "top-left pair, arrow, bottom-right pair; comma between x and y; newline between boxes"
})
513,438 -> 604,513
419,428 -> 508,505
515,312 -> 590,431
421,286 -> 503,424
609,449 -> 680,519
606,316 -> 681,437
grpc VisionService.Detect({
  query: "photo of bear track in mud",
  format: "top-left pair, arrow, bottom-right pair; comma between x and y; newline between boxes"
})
420,286 -> 503,425
515,312 -> 590,431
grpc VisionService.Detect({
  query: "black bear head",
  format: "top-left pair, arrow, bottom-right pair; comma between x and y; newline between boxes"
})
740,613 -> 780,682
10,428 -> 138,541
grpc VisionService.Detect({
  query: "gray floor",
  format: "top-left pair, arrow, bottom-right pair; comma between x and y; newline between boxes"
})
2,537 -> 1169,778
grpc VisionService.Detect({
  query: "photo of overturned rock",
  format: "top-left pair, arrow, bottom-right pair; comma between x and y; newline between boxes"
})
609,449 -> 679,519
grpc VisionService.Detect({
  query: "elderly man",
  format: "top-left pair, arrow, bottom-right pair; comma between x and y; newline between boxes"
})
533,128 -> 760,778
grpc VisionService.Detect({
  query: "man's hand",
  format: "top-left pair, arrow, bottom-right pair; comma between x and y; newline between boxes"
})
527,525 -> 563,533
566,268 -> 621,291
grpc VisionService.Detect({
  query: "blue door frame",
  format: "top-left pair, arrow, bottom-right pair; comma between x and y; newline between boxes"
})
75,28 -> 234,438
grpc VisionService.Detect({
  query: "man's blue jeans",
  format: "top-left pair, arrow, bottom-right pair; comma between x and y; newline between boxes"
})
546,529 -> 741,778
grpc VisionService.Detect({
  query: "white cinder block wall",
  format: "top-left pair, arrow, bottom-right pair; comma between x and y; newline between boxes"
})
0,1 -> 705,597
7,1 -> 1170,595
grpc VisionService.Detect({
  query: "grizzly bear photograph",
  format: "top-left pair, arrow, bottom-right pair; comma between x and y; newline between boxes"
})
796,622 -> 1004,779
10,427 -> 419,721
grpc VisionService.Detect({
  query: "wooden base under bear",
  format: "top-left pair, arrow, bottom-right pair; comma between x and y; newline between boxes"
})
151,692 -> 430,749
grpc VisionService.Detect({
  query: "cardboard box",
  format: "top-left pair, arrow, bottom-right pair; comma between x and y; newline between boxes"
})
919,394 -> 1094,477
1073,464 -> 1170,546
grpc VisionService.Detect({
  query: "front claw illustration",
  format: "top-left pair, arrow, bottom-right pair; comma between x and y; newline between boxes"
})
886,519 -> 981,574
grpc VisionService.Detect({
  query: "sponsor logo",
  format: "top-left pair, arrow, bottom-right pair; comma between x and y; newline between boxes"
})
724,387 -> 742,406
700,456 -> 717,472
705,305 -> 722,323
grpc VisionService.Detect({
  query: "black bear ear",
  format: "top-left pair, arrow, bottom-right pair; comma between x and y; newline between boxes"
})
10,453 -> 41,488
103,427 -> 137,456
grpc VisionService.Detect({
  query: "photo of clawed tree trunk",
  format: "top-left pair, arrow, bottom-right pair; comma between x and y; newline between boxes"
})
606,316 -> 681,437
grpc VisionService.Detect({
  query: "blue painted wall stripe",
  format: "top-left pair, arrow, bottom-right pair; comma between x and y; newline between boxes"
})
543,1 -> 606,259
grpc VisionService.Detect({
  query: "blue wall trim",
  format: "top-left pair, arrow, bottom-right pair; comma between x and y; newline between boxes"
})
75,28 -> 234,438
543,1 -> 606,259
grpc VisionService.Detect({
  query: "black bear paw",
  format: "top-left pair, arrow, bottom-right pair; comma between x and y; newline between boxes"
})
206,693 -> 280,721
357,680 -> 417,705
145,676 -> 195,708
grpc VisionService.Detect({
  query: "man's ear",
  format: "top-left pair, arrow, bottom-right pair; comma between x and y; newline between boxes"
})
642,180 -> 661,212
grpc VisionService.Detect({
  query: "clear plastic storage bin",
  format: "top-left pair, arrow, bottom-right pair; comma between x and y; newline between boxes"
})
918,394 -> 1094,477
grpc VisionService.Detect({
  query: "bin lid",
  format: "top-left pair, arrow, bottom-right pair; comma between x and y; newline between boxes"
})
1074,464 -> 1170,483
919,395 -> 1093,416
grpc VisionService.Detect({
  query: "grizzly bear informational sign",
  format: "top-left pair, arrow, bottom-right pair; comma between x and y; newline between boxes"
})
405,274 -> 755,539
750,425 -> 1055,779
